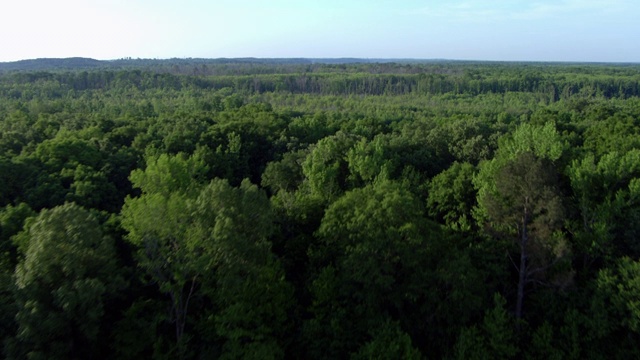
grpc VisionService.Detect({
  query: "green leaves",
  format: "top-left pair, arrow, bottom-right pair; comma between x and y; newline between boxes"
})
475,122 -> 567,238
306,178 -> 483,358
16,203 -> 117,288
427,162 -> 477,232
475,122 -> 566,208
474,123 -> 570,322
129,152 -> 208,196
306,179 -> 428,357
11,203 -> 121,359
122,151 -> 292,358
596,257 -> 640,333
454,294 -> 518,360
567,149 -> 640,258
350,320 -> 421,360
316,179 -> 427,294
302,131 -> 361,201
499,122 -> 566,162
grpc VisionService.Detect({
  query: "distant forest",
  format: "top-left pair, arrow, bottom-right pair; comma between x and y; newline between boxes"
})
0,57 -> 448,72
1,59 -> 640,359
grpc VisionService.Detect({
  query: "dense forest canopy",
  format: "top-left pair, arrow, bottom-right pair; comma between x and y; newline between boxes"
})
1,60 -> 640,359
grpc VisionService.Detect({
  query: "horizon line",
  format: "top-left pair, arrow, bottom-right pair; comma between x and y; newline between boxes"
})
1,56 -> 639,65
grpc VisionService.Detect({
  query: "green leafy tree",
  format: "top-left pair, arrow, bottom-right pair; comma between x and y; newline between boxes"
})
427,161 -> 477,232
305,178 -> 428,357
525,322 -> 564,360
0,203 -> 37,354
481,152 -> 567,320
301,131 -> 361,202
350,320 -> 421,360
121,152 -> 207,358
582,112 -> 640,156
122,152 -> 292,358
474,123 -> 569,321
454,294 -> 518,360
261,149 -> 307,194
346,136 -> 391,185
583,257 -> 640,358
0,203 -> 36,262
307,178 -> 481,358
0,157 -> 19,207
190,179 -> 293,360
8,203 -> 122,360
122,190 -> 195,355
567,150 -> 640,262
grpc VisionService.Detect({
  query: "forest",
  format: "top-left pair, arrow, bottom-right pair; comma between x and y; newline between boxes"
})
1,59 -> 640,359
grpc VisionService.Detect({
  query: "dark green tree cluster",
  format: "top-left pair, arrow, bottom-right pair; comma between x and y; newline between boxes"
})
1,61 -> 640,358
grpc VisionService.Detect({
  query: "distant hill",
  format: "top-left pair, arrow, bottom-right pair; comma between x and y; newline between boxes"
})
4,57 -> 625,73
0,57 -> 105,71
0,57 -> 465,72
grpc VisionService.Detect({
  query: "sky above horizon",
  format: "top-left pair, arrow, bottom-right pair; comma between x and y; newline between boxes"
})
1,0 -> 638,63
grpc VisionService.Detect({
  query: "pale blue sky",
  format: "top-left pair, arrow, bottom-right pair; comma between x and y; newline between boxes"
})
1,0 -> 638,62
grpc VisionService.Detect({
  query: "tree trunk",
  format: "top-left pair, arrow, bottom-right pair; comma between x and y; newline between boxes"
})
516,205 -> 528,323
516,241 -> 526,321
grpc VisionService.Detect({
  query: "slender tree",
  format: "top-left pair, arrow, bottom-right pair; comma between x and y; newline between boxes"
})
474,123 -> 569,322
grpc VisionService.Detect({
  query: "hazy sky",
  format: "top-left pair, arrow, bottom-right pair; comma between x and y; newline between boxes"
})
1,0 -> 638,62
